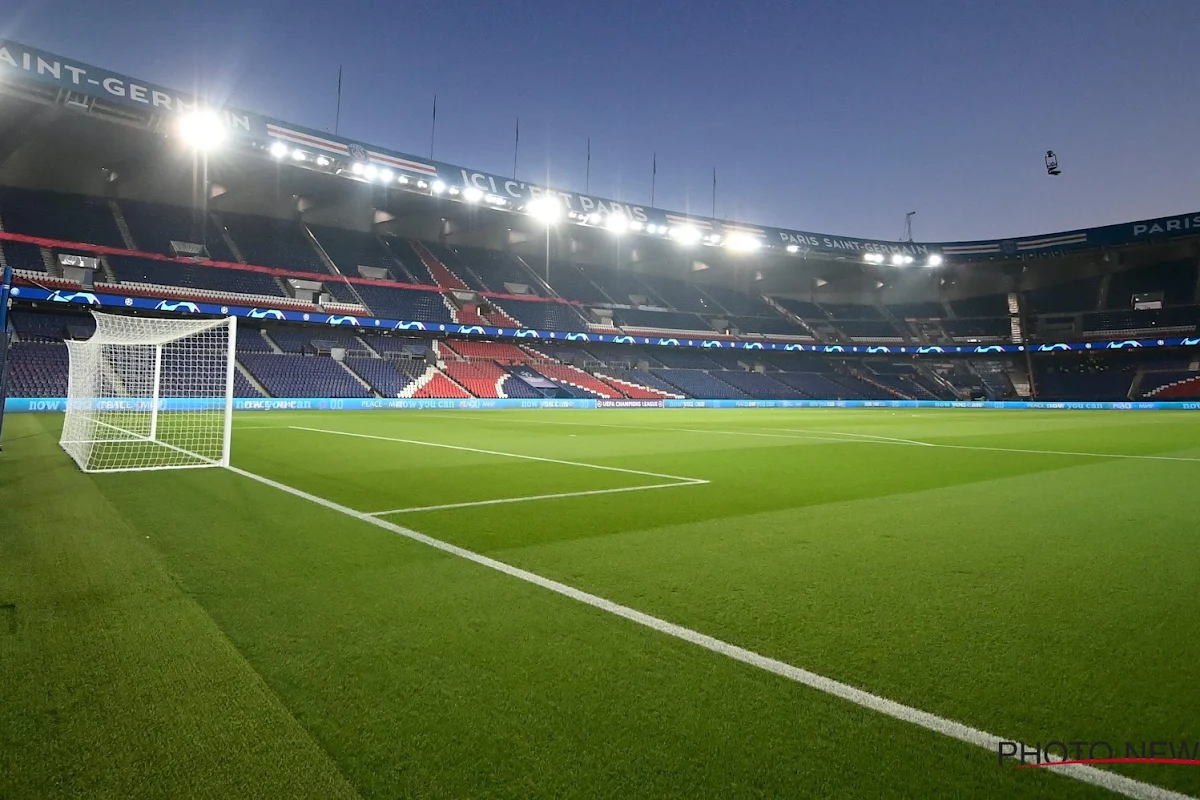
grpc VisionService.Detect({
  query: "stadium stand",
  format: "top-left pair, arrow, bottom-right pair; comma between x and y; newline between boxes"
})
543,262 -> 612,304
343,357 -> 424,397
238,353 -> 372,398
1106,261 -> 1198,308
2,240 -> 48,273
532,364 -> 623,398
0,188 -> 125,248
118,200 -> 238,262
441,339 -> 532,363
219,213 -> 330,273
613,308 -> 712,332
107,255 -> 285,298
489,298 -> 588,331
352,283 -> 455,322
950,294 -> 1009,318
6,342 -> 69,397
651,369 -> 747,399
713,370 -> 800,399
309,225 -> 403,279
1025,276 -> 1104,314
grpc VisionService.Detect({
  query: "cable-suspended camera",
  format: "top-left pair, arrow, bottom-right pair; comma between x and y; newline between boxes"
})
1045,150 -> 1061,176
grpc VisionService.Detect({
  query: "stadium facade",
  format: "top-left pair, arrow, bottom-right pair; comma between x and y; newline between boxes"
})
1,38 -> 1198,410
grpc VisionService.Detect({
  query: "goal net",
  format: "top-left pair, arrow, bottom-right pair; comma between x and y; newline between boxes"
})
60,312 -> 237,473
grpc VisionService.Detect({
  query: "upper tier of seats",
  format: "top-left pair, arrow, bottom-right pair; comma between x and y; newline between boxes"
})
219,213 -> 329,273
6,188 -> 1199,345
119,199 -> 237,262
1,188 -> 125,248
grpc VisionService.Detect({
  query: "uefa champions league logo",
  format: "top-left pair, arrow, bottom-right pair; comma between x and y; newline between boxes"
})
156,300 -> 200,313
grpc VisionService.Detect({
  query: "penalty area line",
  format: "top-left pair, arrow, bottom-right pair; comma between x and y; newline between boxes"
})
226,463 -> 1191,800
368,479 -> 707,516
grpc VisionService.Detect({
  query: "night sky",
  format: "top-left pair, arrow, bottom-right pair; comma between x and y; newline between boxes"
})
4,0 -> 1198,242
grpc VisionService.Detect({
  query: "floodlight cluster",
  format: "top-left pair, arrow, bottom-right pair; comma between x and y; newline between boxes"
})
243,135 -> 954,266
863,252 -> 943,268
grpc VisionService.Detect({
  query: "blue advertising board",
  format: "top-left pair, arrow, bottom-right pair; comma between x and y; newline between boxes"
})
10,285 -> 1200,356
6,397 -> 1200,413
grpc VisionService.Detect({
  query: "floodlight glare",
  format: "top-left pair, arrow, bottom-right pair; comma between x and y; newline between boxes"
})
463,187 -> 484,203
398,176 -> 410,185
629,220 -> 644,232
605,213 -> 630,234
890,253 -> 905,266
449,187 -> 461,196
364,165 -> 379,180
786,244 -> 800,254
351,162 -> 366,176
903,255 -> 914,265
316,156 -> 331,167
432,180 -> 447,194
379,169 -> 394,183
292,149 -> 307,161
669,225 -> 702,245
416,180 -> 429,189
268,141 -> 289,159
586,212 -> 603,225
526,197 -> 563,224
926,254 -> 944,267
725,233 -> 762,252
705,233 -> 723,245
178,111 -> 227,151
863,252 -> 884,264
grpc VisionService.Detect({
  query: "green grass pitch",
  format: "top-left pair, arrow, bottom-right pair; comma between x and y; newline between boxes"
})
2,408 -> 1199,798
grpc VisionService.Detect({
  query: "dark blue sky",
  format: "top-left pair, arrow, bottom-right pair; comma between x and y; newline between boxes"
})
5,0 -> 1198,242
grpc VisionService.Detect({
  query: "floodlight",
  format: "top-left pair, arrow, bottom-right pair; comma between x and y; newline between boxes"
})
705,233 -> 723,245
786,244 -> 800,254
364,165 -> 379,180
417,180 -> 429,189
586,212 -> 603,225
351,162 -> 366,176
292,149 -> 307,162
432,180 -> 447,193
725,233 -> 761,252
178,110 -> 227,151
903,255 -> 914,265
316,156 -> 331,167
863,252 -> 884,264
669,225 -> 702,245
379,169 -> 394,183
926,254 -> 944,267
526,196 -> 563,224
449,186 -> 461,196
605,213 -> 630,234
268,140 -> 288,159
398,176 -> 410,185
463,187 -> 484,203
890,253 -> 905,266
629,220 -> 644,232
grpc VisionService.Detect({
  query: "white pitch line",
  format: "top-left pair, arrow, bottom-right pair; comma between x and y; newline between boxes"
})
417,413 -> 1200,464
369,480 -> 707,516
288,425 -> 706,483
225,463 -> 1192,800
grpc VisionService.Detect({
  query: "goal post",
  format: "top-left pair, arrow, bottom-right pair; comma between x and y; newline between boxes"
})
60,312 -> 237,473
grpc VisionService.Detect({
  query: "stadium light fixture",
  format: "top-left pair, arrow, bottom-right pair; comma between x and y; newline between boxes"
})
605,213 -> 630,234
431,180 -> 447,194
463,187 -> 484,203
449,186 -> 461,196
863,252 -> 884,264
316,156 -> 331,167
705,233 -> 723,246
364,165 -> 379,180
416,180 -> 429,189
526,196 -> 563,224
629,220 -> 644,232
586,212 -> 603,225
889,253 -> 905,266
926,254 -> 944,267
398,176 -> 410,185
292,149 -> 307,162
670,225 -> 703,245
379,168 -> 394,183
351,162 -> 366,176
724,233 -> 762,252
268,140 -> 288,159
786,244 -> 800,254
178,110 -> 227,151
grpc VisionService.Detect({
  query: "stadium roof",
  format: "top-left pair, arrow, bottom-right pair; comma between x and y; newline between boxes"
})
2,37 -> 1200,273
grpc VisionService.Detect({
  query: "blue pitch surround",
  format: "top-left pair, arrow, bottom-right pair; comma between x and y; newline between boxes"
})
6,398 -> 1200,412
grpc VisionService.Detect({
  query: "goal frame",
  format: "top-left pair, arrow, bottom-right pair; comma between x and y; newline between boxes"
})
60,312 -> 238,473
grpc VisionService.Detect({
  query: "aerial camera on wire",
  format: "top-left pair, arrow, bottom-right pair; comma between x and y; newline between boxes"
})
1045,150 -> 1061,176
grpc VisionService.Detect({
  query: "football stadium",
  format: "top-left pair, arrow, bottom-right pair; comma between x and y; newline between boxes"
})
2,37 -> 1200,800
